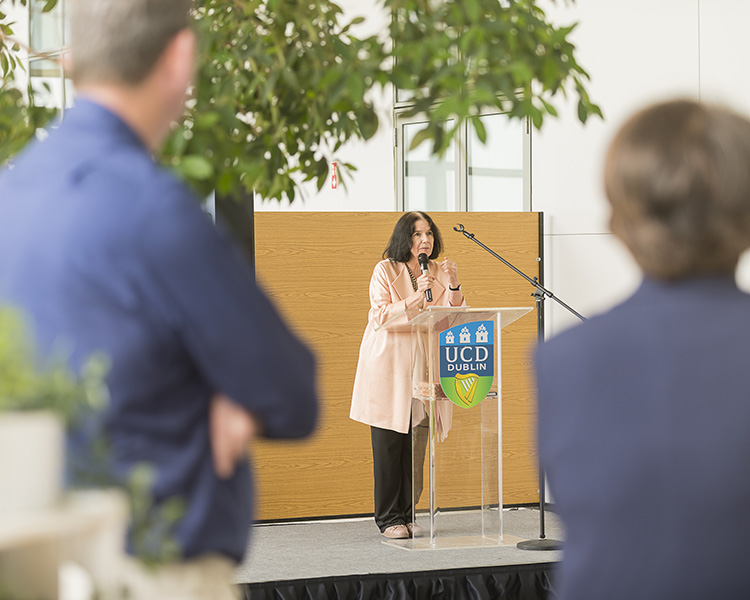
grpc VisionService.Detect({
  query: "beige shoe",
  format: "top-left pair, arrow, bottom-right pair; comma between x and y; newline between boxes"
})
406,523 -> 424,538
382,524 -> 409,539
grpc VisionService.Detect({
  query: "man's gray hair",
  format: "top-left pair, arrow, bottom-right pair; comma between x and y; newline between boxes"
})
69,0 -> 193,86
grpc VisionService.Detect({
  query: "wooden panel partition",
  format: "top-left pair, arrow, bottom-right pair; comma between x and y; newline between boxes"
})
251,212 -> 541,521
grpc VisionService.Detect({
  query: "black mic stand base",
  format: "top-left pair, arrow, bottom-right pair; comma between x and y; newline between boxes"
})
516,433 -> 563,552
516,538 -> 563,551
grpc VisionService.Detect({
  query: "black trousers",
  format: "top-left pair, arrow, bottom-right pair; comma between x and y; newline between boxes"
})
370,424 -> 428,532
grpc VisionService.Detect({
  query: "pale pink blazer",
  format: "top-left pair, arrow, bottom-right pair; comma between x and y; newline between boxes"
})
350,259 -> 464,433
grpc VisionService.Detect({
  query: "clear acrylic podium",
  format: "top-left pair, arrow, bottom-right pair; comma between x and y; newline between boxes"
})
377,306 -> 532,550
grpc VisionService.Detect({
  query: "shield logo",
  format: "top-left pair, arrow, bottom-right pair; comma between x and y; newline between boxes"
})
439,320 -> 494,408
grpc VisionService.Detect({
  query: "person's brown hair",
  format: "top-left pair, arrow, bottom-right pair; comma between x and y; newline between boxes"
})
605,100 -> 750,280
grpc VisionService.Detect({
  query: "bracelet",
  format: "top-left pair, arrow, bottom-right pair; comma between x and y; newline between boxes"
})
449,284 -> 461,291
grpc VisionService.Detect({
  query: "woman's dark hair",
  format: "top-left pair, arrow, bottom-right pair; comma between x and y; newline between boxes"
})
383,211 -> 443,263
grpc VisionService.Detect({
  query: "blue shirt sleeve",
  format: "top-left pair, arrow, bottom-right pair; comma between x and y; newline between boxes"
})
137,182 -> 318,439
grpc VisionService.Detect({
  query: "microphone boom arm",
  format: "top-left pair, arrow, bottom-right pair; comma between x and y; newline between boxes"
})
454,220 -> 583,551
453,223 -> 586,322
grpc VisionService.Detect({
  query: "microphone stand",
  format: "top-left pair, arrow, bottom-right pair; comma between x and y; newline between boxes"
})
453,222 -> 585,551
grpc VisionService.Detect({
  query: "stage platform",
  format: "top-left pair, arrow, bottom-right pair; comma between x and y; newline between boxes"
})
236,507 -> 563,600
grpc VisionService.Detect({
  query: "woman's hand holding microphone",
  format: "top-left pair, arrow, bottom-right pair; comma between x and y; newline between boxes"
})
410,257 -> 461,309
408,271 -> 434,309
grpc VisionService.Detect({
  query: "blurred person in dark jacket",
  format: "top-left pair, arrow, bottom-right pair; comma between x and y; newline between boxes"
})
536,99 -> 750,600
0,1 -> 318,597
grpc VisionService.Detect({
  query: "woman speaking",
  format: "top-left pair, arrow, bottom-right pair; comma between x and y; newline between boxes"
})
350,211 -> 464,539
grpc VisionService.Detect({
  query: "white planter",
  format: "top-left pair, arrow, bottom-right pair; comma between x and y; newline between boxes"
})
0,411 -> 64,512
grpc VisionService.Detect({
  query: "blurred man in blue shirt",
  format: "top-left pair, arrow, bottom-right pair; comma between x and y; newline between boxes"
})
536,101 -> 750,600
0,0 -> 317,597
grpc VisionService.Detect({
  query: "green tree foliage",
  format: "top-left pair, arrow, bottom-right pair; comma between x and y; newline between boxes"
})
0,306 -> 108,421
163,0 -> 388,200
0,0 -> 58,160
388,0 -> 602,155
0,0 -> 602,202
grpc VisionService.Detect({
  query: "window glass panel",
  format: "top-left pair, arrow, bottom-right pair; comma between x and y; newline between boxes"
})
30,0 -> 63,51
29,58 -> 60,77
470,177 -> 523,212
403,120 -> 455,211
396,86 -> 415,104
29,0 -> 67,77
468,114 -> 524,212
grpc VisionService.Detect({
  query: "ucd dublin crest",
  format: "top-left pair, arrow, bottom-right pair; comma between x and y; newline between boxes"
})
439,320 -> 494,408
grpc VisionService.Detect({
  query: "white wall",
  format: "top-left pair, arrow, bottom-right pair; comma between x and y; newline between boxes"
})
535,0 -> 702,335
698,0 -> 750,112
536,0 -> 750,336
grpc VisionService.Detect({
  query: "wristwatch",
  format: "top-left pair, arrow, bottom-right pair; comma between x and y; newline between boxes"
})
449,284 -> 461,291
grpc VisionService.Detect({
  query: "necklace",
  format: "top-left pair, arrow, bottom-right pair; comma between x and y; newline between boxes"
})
405,264 -> 418,291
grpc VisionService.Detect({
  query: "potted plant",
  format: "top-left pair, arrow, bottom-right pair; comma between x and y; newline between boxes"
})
0,306 -> 107,512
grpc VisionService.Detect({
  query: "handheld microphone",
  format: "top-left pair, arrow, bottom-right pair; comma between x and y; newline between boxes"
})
417,253 -> 432,303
